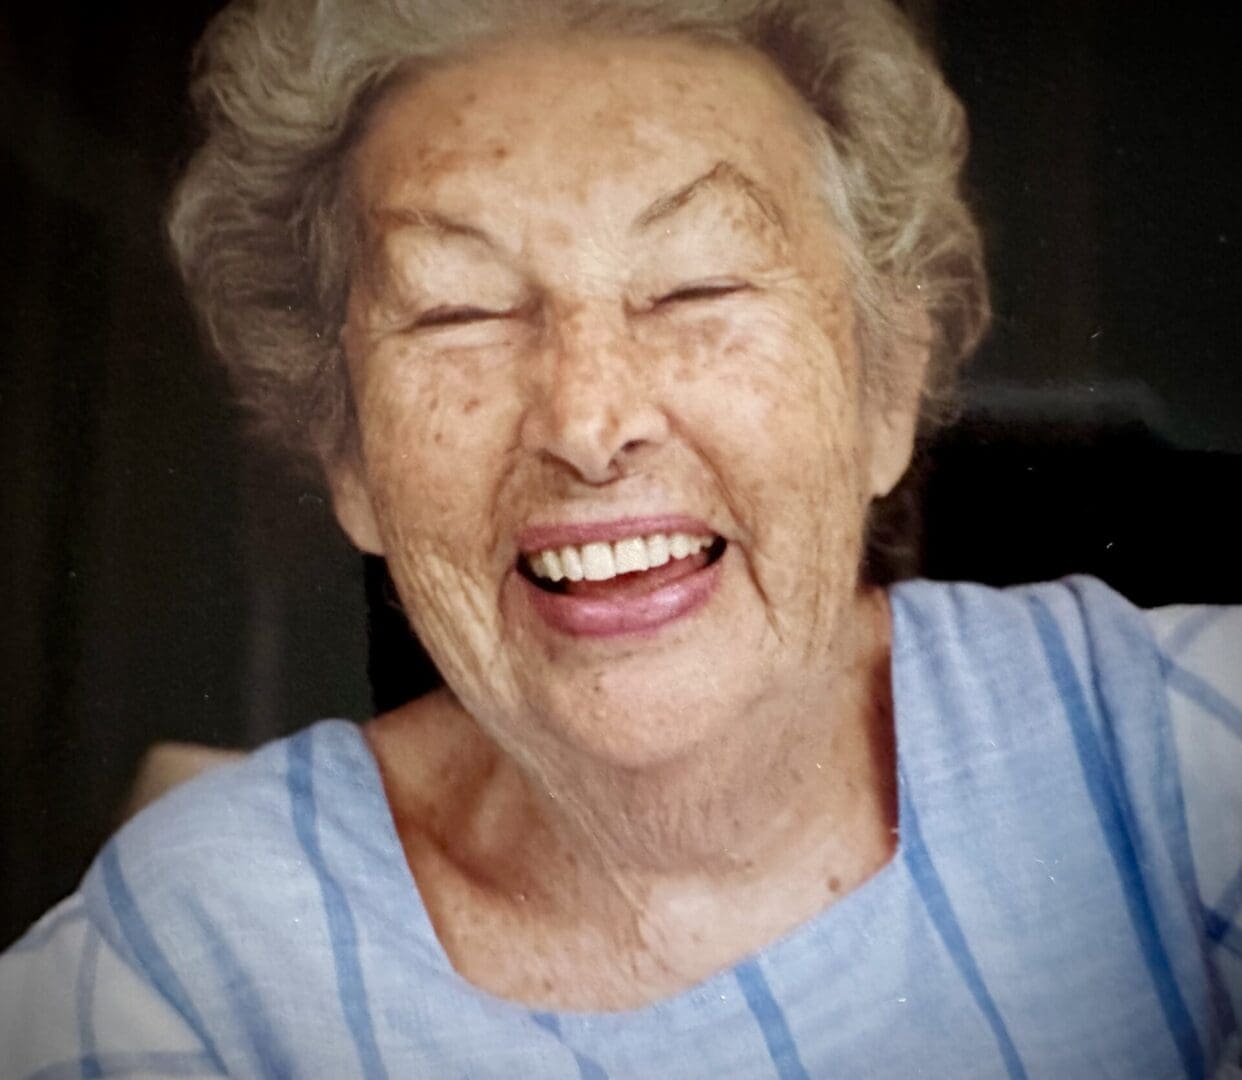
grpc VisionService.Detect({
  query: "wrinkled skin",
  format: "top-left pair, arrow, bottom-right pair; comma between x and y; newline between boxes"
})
333,34 -> 924,1008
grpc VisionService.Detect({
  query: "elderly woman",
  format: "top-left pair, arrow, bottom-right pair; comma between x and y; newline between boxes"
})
3,0 -> 1241,1076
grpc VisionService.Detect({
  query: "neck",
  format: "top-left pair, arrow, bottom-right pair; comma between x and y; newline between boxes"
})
494,587 -> 897,903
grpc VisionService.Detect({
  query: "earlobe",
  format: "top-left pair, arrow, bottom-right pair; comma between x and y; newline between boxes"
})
867,393 -> 923,498
866,313 -> 931,499
328,461 -> 386,555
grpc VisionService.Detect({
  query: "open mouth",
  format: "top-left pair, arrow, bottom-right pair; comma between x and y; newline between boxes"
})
518,532 -> 728,598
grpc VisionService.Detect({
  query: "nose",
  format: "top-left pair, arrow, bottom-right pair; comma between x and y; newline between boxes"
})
520,305 -> 669,484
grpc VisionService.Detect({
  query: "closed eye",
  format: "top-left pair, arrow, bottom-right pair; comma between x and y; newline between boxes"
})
413,305 -> 509,329
655,280 -> 750,307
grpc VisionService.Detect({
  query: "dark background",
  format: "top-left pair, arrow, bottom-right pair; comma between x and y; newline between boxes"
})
2,1 -> 1239,950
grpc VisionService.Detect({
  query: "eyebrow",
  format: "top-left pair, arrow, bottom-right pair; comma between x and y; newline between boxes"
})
367,159 -> 786,249
631,160 -> 786,235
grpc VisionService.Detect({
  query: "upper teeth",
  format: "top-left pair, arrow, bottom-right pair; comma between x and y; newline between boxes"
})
526,532 -> 716,583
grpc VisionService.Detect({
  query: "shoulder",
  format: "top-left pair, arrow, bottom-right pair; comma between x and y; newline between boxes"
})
7,719 -> 454,1075
893,578 -> 1242,1042
888,576 -> 1166,742
892,581 -> 1241,1022
889,577 -> 1202,922
77,719 -> 400,996
64,719 -> 442,1072
889,575 -> 1229,782
890,575 -> 1174,711
1,720 -> 373,1078
890,574 -> 1148,648
891,575 -> 1240,772
90,718 -> 376,887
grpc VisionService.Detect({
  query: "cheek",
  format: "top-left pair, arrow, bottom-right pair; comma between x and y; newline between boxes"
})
656,306 -> 863,486
351,348 -> 527,703
353,345 -> 516,544
654,308 -> 869,604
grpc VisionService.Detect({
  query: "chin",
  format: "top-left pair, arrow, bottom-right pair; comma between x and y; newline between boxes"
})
514,646 -> 765,772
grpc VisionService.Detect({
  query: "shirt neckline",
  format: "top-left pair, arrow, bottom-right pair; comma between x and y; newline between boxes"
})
323,582 -> 925,1021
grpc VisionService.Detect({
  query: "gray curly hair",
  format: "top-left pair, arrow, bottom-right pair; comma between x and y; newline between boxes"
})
168,0 -> 988,478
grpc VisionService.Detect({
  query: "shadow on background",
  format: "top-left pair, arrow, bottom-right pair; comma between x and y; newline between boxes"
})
2,1 -> 1239,948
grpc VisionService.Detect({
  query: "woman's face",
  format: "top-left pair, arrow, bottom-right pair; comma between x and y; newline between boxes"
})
339,34 -> 919,768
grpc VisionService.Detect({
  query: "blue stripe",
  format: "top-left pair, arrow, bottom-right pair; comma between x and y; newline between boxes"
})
1206,864 -> 1242,945
1204,909 -> 1242,960
76,926 -> 102,1077
288,730 -> 388,1080
11,902 -> 86,954
100,845 -> 225,1072
1165,659 -> 1242,740
734,958 -> 810,1080
1163,608 -> 1226,659
1028,597 -> 1206,1078
1202,907 -> 1227,942
899,774 -> 1028,1080
184,895 -> 297,1079
29,1050 -> 220,1080
531,1011 -> 610,1080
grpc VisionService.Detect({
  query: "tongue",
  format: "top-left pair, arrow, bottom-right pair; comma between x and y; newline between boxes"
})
564,550 -> 710,599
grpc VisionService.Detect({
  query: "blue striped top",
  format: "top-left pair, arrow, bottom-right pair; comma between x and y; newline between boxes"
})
3,577 -> 1240,1078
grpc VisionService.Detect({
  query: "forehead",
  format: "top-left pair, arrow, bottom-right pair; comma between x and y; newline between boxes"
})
350,34 -> 821,229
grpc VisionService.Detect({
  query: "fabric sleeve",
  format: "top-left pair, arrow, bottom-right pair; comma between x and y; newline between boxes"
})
0,895 -> 225,1079
1146,604 -> 1242,1069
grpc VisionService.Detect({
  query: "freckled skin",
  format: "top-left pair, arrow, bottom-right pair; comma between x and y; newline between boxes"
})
336,34 -> 918,1009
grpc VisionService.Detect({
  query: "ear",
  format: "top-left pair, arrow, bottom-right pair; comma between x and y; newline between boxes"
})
327,458 -> 386,555
865,313 -> 931,499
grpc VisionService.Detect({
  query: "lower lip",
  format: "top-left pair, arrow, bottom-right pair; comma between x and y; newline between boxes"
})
520,551 -> 724,638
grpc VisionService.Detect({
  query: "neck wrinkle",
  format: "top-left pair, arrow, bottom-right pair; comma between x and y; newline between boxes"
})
506,587 -> 895,905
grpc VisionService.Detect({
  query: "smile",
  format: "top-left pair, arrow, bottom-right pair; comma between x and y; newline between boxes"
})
515,520 -> 728,637
523,531 -> 718,585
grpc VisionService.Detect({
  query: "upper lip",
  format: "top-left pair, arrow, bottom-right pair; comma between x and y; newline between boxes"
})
516,514 -> 719,555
